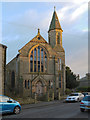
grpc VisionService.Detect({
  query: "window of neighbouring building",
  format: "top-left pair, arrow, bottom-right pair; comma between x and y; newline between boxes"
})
11,71 -> 15,88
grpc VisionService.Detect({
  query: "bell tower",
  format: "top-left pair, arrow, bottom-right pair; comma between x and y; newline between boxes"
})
48,7 -> 63,48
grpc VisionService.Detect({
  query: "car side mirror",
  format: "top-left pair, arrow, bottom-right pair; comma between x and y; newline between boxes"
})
7,100 -> 12,103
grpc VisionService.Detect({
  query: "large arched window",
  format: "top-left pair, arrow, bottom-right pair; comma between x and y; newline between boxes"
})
30,46 -> 48,72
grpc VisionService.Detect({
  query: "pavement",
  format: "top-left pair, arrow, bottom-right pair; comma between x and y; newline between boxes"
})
21,100 -> 64,110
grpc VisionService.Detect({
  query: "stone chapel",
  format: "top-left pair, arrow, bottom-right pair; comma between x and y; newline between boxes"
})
6,8 -> 66,100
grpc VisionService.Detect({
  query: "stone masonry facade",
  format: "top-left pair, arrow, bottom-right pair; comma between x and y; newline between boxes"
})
6,8 -> 66,100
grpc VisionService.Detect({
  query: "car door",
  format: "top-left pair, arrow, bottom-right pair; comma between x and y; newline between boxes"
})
0,96 -> 3,113
3,97 -> 14,112
2,96 -> 11,112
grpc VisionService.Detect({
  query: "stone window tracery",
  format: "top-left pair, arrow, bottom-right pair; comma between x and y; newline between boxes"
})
30,46 -> 48,72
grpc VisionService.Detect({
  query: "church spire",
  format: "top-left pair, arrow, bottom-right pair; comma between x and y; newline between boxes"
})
48,7 -> 63,32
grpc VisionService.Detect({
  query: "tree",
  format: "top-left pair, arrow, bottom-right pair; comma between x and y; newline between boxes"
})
66,66 -> 79,89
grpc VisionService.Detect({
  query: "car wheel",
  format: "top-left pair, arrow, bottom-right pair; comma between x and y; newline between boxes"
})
80,108 -> 85,112
14,106 -> 20,114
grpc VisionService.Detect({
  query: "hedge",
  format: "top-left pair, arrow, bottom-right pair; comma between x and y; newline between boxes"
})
77,87 -> 90,92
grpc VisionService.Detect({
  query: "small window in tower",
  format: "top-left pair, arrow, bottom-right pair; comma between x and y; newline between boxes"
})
57,34 -> 60,44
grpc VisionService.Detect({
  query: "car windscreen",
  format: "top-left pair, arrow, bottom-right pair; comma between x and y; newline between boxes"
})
70,94 -> 78,96
83,96 -> 90,101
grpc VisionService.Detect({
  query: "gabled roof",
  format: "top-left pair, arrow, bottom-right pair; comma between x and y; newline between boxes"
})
19,30 -> 47,51
0,44 -> 7,48
48,9 -> 63,32
30,34 -> 47,43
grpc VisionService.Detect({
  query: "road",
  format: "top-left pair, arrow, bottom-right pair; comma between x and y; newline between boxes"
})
2,101 -> 90,119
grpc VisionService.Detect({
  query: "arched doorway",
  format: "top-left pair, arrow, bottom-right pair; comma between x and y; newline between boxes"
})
36,81 -> 43,95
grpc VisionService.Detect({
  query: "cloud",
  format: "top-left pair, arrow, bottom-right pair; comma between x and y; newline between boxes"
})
2,3 -> 88,78
71,3 -> 88,21
72,0 -> 89,4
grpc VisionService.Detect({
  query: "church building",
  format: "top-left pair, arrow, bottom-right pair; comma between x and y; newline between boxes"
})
6,8 -> 66,100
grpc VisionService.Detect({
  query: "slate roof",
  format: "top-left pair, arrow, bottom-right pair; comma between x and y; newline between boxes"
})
48,10 -> 63,32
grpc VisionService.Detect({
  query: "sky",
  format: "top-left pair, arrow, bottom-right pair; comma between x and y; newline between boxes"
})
1,0 -> 89,78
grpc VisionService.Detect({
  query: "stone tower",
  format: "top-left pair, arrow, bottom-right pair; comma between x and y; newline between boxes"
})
48,7 -> 66,96
48,7 -> 63,48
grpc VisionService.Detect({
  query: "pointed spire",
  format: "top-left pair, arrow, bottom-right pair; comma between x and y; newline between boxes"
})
48,7 -> 63,32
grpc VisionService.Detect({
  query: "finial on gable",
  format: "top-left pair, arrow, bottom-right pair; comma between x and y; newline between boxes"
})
38,28 -> 40,34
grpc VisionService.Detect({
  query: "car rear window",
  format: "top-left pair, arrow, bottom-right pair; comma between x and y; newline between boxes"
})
70,94 -> 78,96
83,96 -> 90,101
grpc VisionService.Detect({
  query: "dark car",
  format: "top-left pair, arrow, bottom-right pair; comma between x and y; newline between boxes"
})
0,95 -> 21,114
82,92 -> 88,96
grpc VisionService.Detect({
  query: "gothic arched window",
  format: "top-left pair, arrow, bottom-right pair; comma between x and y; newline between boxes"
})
11,71 -> 15,88
57,33 -> 60,44
59,74 -> 61,88
28,80 -> 30,89
30,46 -> 48,72
25,80 -> 27,89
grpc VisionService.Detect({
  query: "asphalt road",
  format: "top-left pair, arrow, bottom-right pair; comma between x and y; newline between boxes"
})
2,102 -> 90,119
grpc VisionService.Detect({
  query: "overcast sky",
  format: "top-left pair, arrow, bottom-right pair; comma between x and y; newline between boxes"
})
1,1 -> 89,78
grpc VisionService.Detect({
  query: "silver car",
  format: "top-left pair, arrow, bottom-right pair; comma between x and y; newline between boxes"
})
80,95 -> 90,112
65,93 -> 84,102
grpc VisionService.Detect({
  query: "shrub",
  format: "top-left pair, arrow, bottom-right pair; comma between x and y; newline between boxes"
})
65,88 -> 72,95
37,94 -> 48,101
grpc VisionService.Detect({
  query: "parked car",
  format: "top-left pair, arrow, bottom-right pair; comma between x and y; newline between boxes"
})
65,93 -> 84,102
82,92 -> 88,96
0,95 -> 21,114
80,95 -> 90,112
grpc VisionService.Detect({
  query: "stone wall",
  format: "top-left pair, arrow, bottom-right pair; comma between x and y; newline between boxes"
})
79,74 -> 90,87
0,44 -> 7,95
